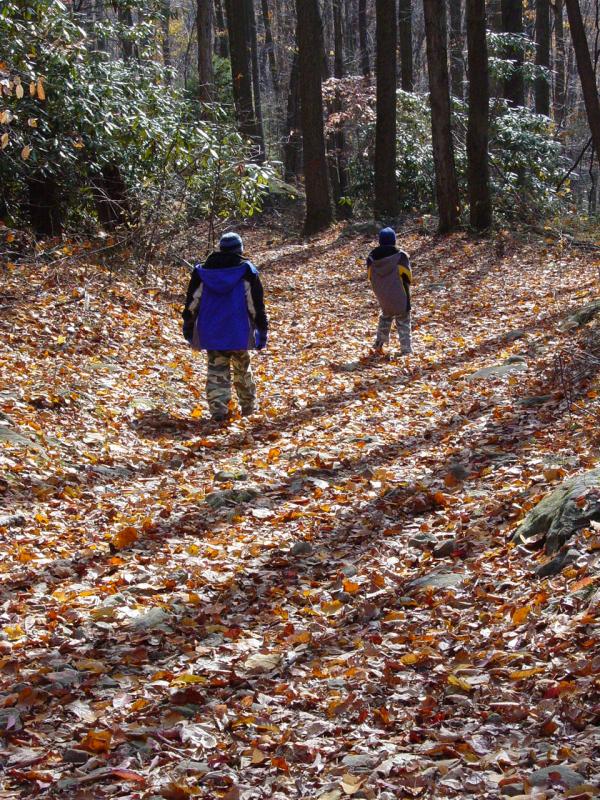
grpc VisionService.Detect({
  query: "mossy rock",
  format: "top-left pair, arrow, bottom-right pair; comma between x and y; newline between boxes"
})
512,468 -> 600,554
205,486 -> 260,509
562,299 -> 600,330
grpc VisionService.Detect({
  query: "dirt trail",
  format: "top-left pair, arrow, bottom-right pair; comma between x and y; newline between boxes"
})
0,228 -> 598,798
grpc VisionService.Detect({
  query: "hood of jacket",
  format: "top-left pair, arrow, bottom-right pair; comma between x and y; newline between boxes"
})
197,263 -> 249,295
369,252 -> 402,277
368,244 -> 399,263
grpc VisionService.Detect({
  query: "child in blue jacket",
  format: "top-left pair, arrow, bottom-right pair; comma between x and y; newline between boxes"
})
367,227 -> 413,354
183,232 -> 268,421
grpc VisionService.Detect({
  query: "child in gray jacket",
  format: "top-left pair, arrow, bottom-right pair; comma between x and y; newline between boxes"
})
367,227 -> 413,355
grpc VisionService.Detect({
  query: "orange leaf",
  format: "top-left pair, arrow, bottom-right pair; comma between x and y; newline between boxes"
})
343,579 -> 361,594
509,667 -> 545,681
511,605 -> 531,626
112,769 -> 146,784
111,526 -> 138,549
80,729 -> 113,753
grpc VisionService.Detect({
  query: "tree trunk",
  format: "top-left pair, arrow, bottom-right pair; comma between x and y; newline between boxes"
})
331,0 -> 351,218
375,0 -> 398,220
162,0 -> 172,81
501,0 -> 525,106
247,0 -> 266,160
198,0 -> 214,103
553,0 -> 566,124
27,175 -> 63,238
92,165 -> 131,230
95,0 -> 107,51
224,0 -> 258,141
423,0 -> 461,232
466,0 -> 492,229
118,5 -> 138,61
564,0 -> 600,164
296,0 -> 333,233
359,0 -> 371,78
260,0 -> 279,97
535,0 -> 550,115
214,0 -> 228,57
283,48 -> 302,182
398,0 -> 413,91
449,0 -> 464,99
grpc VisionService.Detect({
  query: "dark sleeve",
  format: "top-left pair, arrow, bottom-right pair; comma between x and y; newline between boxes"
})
182,268 -> 201,321
399,252 -> 411,311
247,266 -> 268,332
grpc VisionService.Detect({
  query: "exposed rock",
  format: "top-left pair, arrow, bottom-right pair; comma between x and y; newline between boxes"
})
290,541 -> 313,557
512,468 -> 600,553
131,606 -> 171,630
0,512 -> 26,528
62,748 -> 90,765
205,486 -> 260,509
408,532 -> 437,550
341,753 -> 379,770
517,394 -> 552,408
214,468 -> 248,483
433,539 -> 457,558
562,299 -> 600,330
467,361 -> 528,381
535,548 -> 580,578
505,328 -> 527,342
408,572 -> 464,591
528,765 -> 585,789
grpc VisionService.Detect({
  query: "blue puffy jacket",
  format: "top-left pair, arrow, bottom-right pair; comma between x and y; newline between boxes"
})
182,251 -> 268,351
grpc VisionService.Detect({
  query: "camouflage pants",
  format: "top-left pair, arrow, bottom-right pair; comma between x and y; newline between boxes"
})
206,350 -> 256,418
376,312 -> 412,353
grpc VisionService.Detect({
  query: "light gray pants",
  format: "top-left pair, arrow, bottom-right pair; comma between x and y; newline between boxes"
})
375,312 -> 412,353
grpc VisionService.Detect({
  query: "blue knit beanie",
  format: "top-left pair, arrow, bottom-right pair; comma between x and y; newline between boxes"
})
379,227 -> 396,246
219,232 -> 243,253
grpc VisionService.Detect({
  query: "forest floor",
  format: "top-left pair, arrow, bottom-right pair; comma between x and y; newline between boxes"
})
0,223 -> 599,800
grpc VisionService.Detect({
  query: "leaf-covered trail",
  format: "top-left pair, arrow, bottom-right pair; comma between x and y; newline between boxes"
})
0,228 -> 598,799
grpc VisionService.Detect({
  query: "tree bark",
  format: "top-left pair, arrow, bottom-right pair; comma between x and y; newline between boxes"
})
214,0 -> 228,57
247,0 -> 266,160
466,0 -> 492,229
198,0 -> 214,103
296,0 -> 333,233
118,4 -> 138,61
535,0 -> 550,115
28,175 -> 63,237
162,0 -> 172,81
260,0 -> 279,97
398,0 -> 413,91
359,0 -> 371,78
375,0 -> 398,220
501,0 -> 525,106
564,0 -> 600,163
331,0 -> 351,218
423,0 -> 461,232
449,0 -> 464,99
553,0 -> 566,124
224,0 -> 258,141
283,48 -> 302,182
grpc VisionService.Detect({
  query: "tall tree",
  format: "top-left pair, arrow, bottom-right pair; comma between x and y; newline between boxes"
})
246,0 -> 266,160
260,0 -> 279,97
197,0 -> 214,103
564,0 -> 600,164
466,0 -> 492,229
283,48 -> 302,182
398,0 -> 414,91
501,0 -> 525,106
331,0 -> 351,217
423,0 -> 460,232
295,0 -> 333,233
359,0 -> 371,78
375,0 -> 398,220
449,0 -> 464,98
162,0 -> 172,81
214,0 -> 228,58
224,0 -> 258,141
535,0 -> 550,115
553,0 -> 566,124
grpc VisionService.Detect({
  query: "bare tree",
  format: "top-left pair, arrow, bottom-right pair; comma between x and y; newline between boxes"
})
423,0 -> 460,231
197,0 -> 214,103
398,0 -> 413,90
535,0 -> 551,115
466,0 -> 492,229
375,0 -> 398,220
501,0 -> 525,106
449,0 -> 464,98
296,0 -> 333,233
553,0 -> 566,124
564,0 -> 600,163
359,0 -> 371,78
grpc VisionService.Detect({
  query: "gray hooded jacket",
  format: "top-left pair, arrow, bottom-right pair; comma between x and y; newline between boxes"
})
367,245 -> 412,317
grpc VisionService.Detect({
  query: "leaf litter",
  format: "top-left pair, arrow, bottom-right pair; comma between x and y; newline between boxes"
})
0,226 -> 598,798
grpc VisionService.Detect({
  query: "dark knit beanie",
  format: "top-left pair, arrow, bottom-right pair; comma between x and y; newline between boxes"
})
219,232 -> 243,253
378,227 -> 396,246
